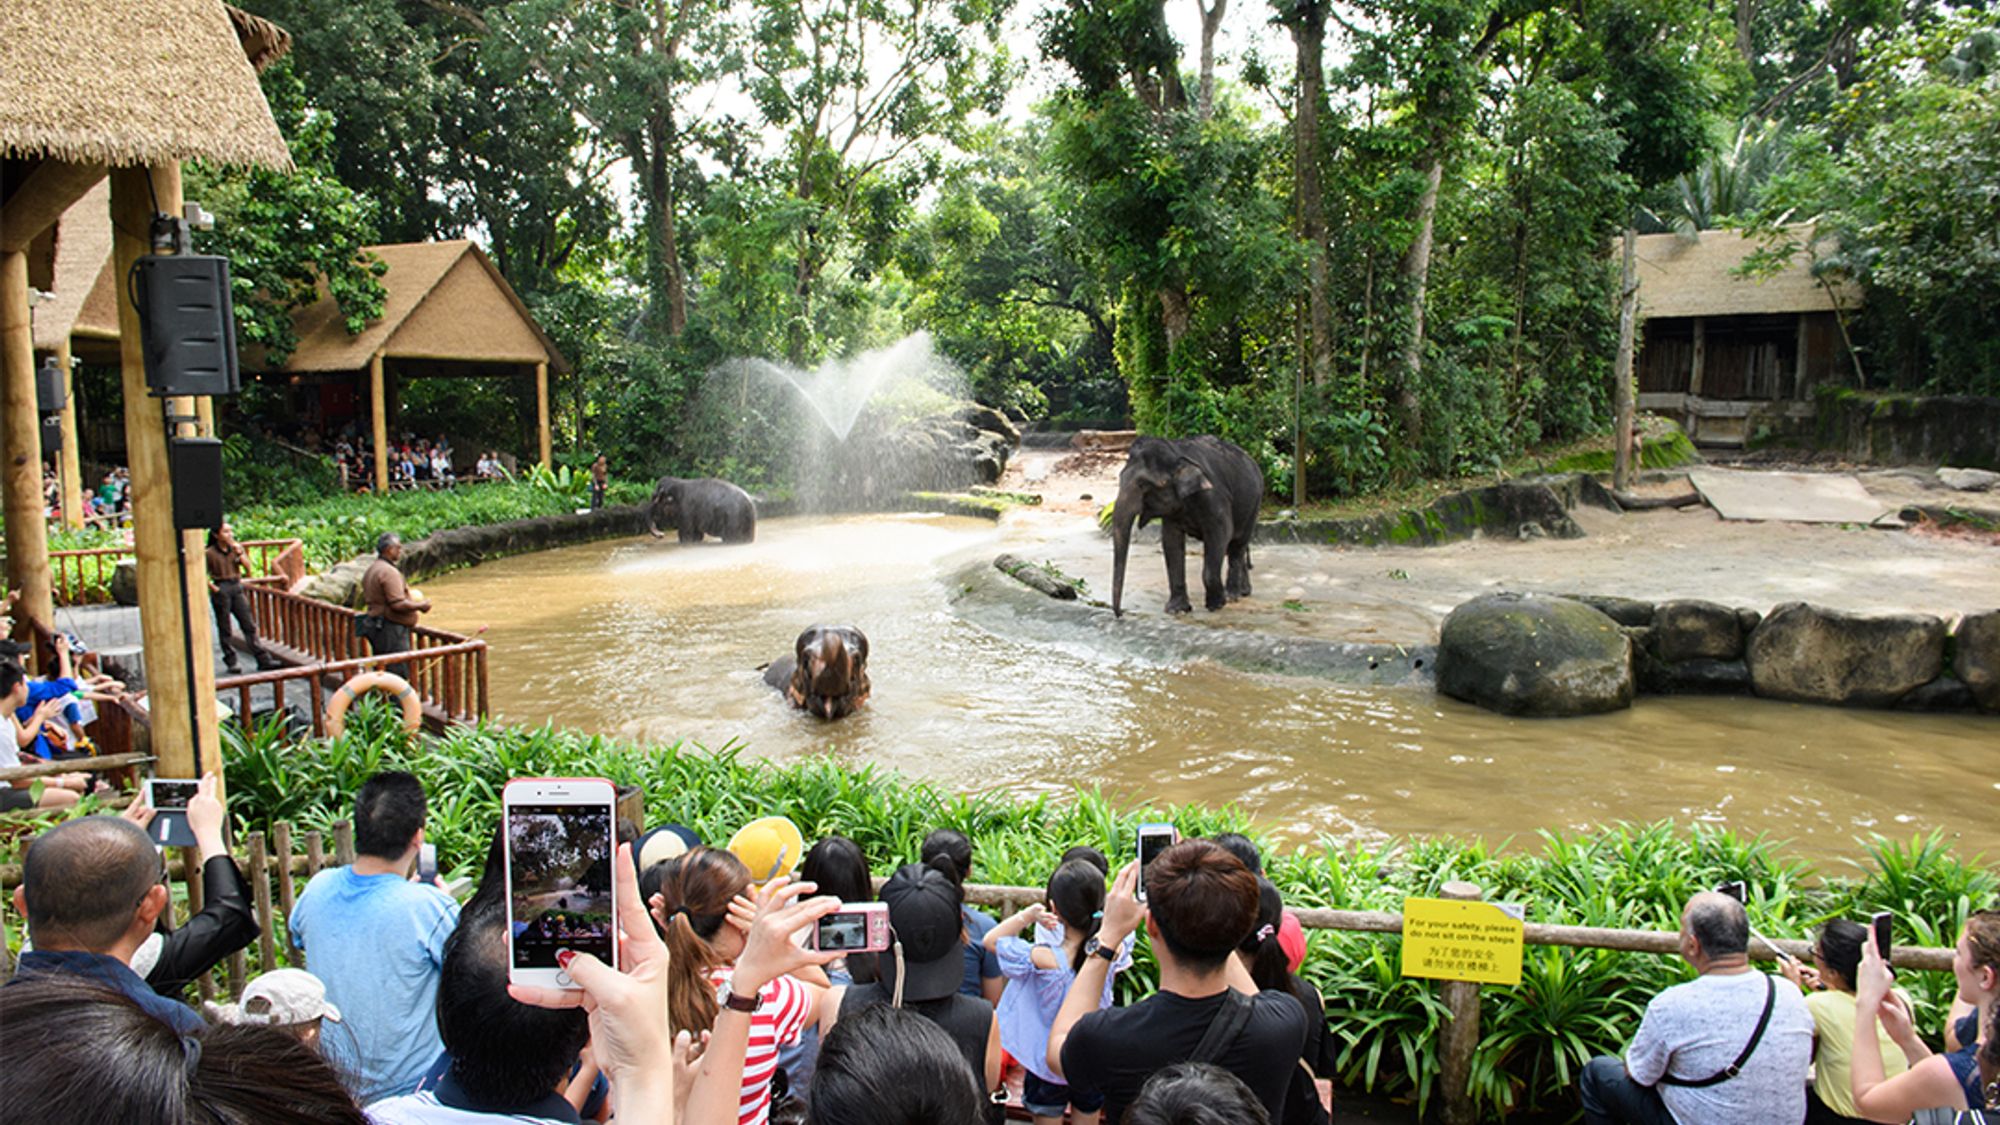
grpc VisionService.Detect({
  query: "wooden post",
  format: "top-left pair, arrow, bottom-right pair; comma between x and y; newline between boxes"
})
333,819 -> 355,866
535,360 -> 551,470
1,249 -> 55,646
1610,226 -> 1639,492
111,164 -> 220,781
1437,880 -> 1484,1125
1794,313 -> 1810,401
274,821 -> 297,926
57,340 -> 83,530
248,831 -> 274,973
304,829 -> 325,879
370,353 -> 389,492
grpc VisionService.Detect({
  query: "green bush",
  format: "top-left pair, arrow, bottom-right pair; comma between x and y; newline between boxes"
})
201,716 -> 1996,1120
231,482 -> 582,568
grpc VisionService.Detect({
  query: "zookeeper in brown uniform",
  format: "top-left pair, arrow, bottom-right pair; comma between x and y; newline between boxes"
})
359,532 -> 431,681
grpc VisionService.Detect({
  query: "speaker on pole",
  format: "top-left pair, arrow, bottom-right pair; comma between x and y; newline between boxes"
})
134,255 -> 241,398
35,355 -> 67,413
40,413 -> 63,454
171,437 -> 225,530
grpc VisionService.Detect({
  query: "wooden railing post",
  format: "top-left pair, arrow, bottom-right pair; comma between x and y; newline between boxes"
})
333,820 -> 355,866
1438,880 -> 1483,1125
248,831 -> 274,975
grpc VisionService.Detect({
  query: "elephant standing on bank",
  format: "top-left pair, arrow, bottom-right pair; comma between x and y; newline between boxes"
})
646,477 -> 756,544
1110,435 -> 1264,616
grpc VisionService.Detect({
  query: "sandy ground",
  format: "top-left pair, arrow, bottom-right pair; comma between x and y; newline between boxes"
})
994,447 -> 2000,647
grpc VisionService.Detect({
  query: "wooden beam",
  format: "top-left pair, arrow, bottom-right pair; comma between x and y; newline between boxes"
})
1795,313 -> 1810,401
535,360 -> 551,469
0,160 -> 108,252
1688,317 -> 1707,439
1,251 -> 54,646
370,352 -> 388,492
57,339 -> 82,529
112,164 -> 219,782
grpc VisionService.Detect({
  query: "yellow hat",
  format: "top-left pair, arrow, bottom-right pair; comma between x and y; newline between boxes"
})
726,816 -> 806,886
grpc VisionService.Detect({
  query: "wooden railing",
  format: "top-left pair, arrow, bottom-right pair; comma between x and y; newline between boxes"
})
47,538 -> 306,606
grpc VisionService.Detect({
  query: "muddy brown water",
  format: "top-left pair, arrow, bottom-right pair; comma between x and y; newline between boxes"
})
423,514 -> 2000,864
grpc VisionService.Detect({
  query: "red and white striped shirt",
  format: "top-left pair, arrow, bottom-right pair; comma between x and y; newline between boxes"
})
706,966 -> 811,1125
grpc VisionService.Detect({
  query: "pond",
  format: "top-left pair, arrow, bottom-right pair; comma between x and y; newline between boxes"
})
423,514 -> 2000,863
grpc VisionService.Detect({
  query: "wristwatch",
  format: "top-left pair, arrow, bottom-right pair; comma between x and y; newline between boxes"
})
1085,936 -> 1119,962
715,978 -> 762,1014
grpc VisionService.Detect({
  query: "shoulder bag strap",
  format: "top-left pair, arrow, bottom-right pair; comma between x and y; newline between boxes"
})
1191,989 -> 1257,1066
1657,974 -> 1776,1088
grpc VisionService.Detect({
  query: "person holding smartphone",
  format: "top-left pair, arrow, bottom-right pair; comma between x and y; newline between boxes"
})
1778,920 -> 1919,1124
1850,911 -> 2000,1120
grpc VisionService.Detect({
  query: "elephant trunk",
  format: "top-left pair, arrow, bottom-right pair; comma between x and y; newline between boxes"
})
1110,483 -> 1141,618
646,502 -> 664,539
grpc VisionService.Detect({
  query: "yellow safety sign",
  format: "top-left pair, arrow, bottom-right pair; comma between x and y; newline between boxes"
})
1399,897 -> 1526,987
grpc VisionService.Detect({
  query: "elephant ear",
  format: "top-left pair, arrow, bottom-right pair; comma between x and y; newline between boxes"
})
1173,460 -> 1212,500
841,627 -> 868,665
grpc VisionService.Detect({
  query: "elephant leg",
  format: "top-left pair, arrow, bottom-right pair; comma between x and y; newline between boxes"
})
679,523 -> 701,544
1227,540 -> 1252,599
1161,525 -> 1193,614
1201,538 -> 1227,611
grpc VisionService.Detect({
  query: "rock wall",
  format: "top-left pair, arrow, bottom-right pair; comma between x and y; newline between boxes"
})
1815,391 -> 2000,470
1440,591 -> 2000,717
300,506 -> 650,607
1258,477 -> 1606,548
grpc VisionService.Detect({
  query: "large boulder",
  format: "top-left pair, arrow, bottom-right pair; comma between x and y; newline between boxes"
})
1653,600 -> 1744,663
1746,602 -> 1947,707
1956,610 -> 2000,712
110,558 -> 140,607
1436,594 -> 1635,717
298,555 -> 374,609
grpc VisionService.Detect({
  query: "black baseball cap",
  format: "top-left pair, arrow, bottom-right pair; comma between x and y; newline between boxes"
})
874,863 -> 966,1003
0,639 -> 29,661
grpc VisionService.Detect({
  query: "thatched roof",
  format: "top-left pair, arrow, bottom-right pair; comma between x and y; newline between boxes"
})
0,0 -> 292,171
225,5 -> 293,73
31,179 -> 116,351
278,241 -> 571,374
1635,226 -> 1863,319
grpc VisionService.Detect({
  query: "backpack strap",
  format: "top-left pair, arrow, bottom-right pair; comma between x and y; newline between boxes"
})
1657,975 -> 1776,1088
1191,989 -> 1257,1066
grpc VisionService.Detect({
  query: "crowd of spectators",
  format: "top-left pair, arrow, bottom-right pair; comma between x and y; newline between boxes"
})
38,463 -> 131,526
329,430 -> 514,492
1,764 -> 1995,1125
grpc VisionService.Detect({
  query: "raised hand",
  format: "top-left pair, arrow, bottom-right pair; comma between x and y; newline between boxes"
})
724,875 -> 845,995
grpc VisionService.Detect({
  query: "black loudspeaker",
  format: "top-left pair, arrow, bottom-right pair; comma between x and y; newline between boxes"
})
35,357 -> 67,413
171,437 -> 225,530
40,414 -> 63,453
133,255 -> 241,398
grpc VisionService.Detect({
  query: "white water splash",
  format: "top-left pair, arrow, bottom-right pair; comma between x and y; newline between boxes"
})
719,332 -> 952,442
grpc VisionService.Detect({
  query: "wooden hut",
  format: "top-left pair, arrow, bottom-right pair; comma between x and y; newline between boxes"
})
1633,227 -> 1862,449
1,0 -> 294,778
267,240 -> 569,490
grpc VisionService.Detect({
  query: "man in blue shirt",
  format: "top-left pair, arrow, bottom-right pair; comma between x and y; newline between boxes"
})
290,771 -> 461,1104
7,814 -> 203,1034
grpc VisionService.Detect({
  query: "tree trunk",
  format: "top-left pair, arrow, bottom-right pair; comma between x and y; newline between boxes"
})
1735,0 -> 1756,68
1394,155 -> 1444,449
1290,1 -> 1332,389
1611,225 -> 1640,491
1197,0 -> 1227,119
639,115 -> 688,338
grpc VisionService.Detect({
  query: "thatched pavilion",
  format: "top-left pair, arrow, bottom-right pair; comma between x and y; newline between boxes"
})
271,239 -> 568,490
1633,227 -> 1863,448
2,0 -> 295,779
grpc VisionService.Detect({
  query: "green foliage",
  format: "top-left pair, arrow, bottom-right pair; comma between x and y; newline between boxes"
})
231,483 -> 579,568
220,431 -> 340,510
201,717 -> 1999,1119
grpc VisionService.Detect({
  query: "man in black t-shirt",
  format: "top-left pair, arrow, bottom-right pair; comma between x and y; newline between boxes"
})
1048,840 -> 1307,1123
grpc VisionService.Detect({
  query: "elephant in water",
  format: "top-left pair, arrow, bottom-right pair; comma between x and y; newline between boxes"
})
761,625 -> 871,720
647,476 -> 755,544
1110,435 -> 1263,616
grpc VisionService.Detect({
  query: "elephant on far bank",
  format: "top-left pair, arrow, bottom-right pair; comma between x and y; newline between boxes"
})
647,477 -> 756,544
1110,435 -> 1263,616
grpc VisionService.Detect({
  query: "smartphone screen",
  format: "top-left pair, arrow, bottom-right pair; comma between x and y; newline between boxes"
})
1137,824 -> 1175,901
1872,912 -> 1893,962
817,914 -> 870,951
507,801 -> 616,971
150,780 -> 199,810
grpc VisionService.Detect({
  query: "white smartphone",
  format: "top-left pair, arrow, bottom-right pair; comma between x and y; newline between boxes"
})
1137,823 -> 1177,903
143,778 -> 201,848
504,778 -> 618,989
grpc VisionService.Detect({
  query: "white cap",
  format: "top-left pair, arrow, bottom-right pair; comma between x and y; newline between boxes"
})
207,969 -> 342,1027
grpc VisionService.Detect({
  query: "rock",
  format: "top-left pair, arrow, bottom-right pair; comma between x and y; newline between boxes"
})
299,555 -> 374,609
110,558 -> 139,607
957,403 -> 1021,447
1746,602 -> 1947,707
1654,600 -> 1744,662
1073,430 -> 1137,452
1559,593 -> 1655,627
1938,467 -> 2000,492
1436,594 -> 1635,717
1895,676 -> 1975,712
1736,607 -> 1763,635
1660,658 -> 1753,694
1957,610 -> 2000,711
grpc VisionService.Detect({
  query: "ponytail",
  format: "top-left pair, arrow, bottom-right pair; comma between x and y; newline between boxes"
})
647,847 -> 750,1034
1048,860 -> 1107,974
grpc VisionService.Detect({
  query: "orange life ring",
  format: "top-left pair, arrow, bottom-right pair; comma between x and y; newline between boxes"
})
325,671 -> 423,739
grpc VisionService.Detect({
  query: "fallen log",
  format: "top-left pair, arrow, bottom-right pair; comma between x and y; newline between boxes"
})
993,554 -> 1080,600
1612,489 -> 1704,511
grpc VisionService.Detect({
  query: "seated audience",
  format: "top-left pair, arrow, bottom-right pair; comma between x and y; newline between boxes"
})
1579,891 -> 1814,1125
0,975 -> 368,1123
1124,1062 -> 1273,1125
206,968 -> 343,1051
923,828 -> 1005,1003
1851,910 -> 2000,1120
838,860 -> 1003,1095
289,771 -> 461,1102
988,856 -> 1133,1125
6,814 -> 202,1032
368,900 -> 592,1124
1778,919 -> 1917,1123
1,658 -> 93,809
1048,842 -> 1307,1124
1237,878 -> 1331,1125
